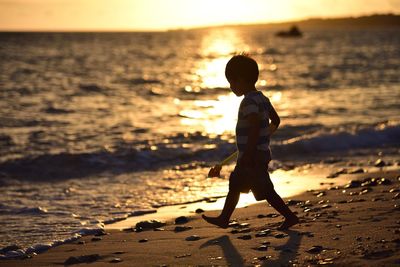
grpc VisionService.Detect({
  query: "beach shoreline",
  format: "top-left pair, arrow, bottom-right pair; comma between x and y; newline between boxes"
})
1,161 -> 399,266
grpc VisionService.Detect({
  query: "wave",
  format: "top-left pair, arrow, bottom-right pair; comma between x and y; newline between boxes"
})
0,122 -> 398,181
272,121 -> 400,157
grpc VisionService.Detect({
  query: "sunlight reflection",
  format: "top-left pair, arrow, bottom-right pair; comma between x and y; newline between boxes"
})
195,28 -> 248,89
180,93 -> 241,135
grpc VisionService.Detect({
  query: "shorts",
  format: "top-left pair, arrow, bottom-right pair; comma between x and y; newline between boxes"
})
229,151 -> 274,201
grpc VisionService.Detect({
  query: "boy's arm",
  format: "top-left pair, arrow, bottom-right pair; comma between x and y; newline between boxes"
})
269,103 -> 280,129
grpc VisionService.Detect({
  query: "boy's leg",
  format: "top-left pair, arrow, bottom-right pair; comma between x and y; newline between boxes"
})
202,190 -> 240,228
265,189 -> 299,230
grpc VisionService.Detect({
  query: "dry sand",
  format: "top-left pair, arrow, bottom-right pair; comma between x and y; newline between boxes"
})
1,167 -> 399,267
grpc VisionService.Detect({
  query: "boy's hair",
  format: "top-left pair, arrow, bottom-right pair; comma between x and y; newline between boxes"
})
225,54 -> 259,84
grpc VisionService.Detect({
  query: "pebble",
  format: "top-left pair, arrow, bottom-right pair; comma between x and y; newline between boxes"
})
374,159 -> 386,167
237,234 -> 252,240
195,208 -> 204,213
64,254 -> 101,265
255,229 -> 271,237
379,178 -> 392,185
110,258 -> 123,263
255,245 -> 268,251
256,255 -> 272,261
344,180 -> 362,189
185,235 -> 200,241
349,168 -> 365,174
174,226 -> 193,232
139,239 -> 148,243
274,233 -> 288,239
175,216 -> 189,224
175,253 -> 191,258
136,220 -> 166,230
306,245 -> 323,254
238,222 -> 250,228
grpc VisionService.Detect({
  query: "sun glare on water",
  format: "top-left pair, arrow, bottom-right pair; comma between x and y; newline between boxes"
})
180,29 -> 249,135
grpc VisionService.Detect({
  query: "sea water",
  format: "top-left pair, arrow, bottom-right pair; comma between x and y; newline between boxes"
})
0,28 -> 399,251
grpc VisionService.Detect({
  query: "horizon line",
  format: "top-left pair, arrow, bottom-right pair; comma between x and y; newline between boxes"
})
0,12 -> 398,33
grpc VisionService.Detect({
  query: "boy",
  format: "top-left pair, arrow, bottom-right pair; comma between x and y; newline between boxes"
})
202,55 -> 299,230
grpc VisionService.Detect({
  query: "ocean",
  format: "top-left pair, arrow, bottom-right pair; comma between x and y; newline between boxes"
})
0,27 -> 399,253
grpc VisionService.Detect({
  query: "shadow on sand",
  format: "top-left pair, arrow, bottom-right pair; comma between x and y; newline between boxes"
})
200,230 -> 302,266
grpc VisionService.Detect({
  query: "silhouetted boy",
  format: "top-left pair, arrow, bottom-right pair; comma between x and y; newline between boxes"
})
203,55 -> 299,230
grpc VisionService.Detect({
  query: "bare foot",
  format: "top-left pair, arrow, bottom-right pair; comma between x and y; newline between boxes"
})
277,215 -> 299,230
202,215 -> 229,229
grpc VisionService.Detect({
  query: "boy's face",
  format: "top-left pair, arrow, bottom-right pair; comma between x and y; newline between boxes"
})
227,78 -> 245,96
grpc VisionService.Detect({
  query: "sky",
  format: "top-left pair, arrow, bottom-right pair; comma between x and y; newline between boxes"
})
0,0 -> 399,31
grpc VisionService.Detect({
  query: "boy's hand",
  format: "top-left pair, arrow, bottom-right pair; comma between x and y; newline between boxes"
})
208,164 -> 222,177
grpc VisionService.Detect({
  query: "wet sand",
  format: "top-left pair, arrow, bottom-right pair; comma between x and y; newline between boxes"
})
1,167 -> 399,266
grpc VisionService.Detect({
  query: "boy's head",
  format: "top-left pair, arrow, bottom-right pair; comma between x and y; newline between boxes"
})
225,54 -> 259,96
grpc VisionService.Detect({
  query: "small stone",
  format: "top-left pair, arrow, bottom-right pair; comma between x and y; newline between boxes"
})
175,253 -> 191,258
174,226 -> 193,232
175,216 -> 189,224
255,229 -> 271,237
349,168 -> 364,174
238,223 -> 250,228
266,213 -> 279,218
110,258 -> 122,263
274,233 -> 288,239
139,239 -> 148,243
306,245 -> 323,254
287,199 -> 301,206
393,193 -> 400,199
136,220 -> 166,230
154,228 -> 165,231
344,180 -> 362,189
374,159 -> 386,167
195,208 -> 204,214
64,254 -> 101,265
336,224 -> 342,228
185,235 -> 200,241
256,245 -> 268,251
113,251 -> 125,255
237,234 -> 252,240
257,255 -> 272,261
332,237 -> 339,240
379,178 -> 392,185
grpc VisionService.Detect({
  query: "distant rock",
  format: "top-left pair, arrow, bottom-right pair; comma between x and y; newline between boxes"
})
275,25 -> 303,38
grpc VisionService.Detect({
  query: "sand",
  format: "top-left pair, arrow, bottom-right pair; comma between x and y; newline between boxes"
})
1,166 -> 399,266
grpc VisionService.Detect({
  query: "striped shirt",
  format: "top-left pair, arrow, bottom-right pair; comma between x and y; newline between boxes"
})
236,90 -> 272,160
